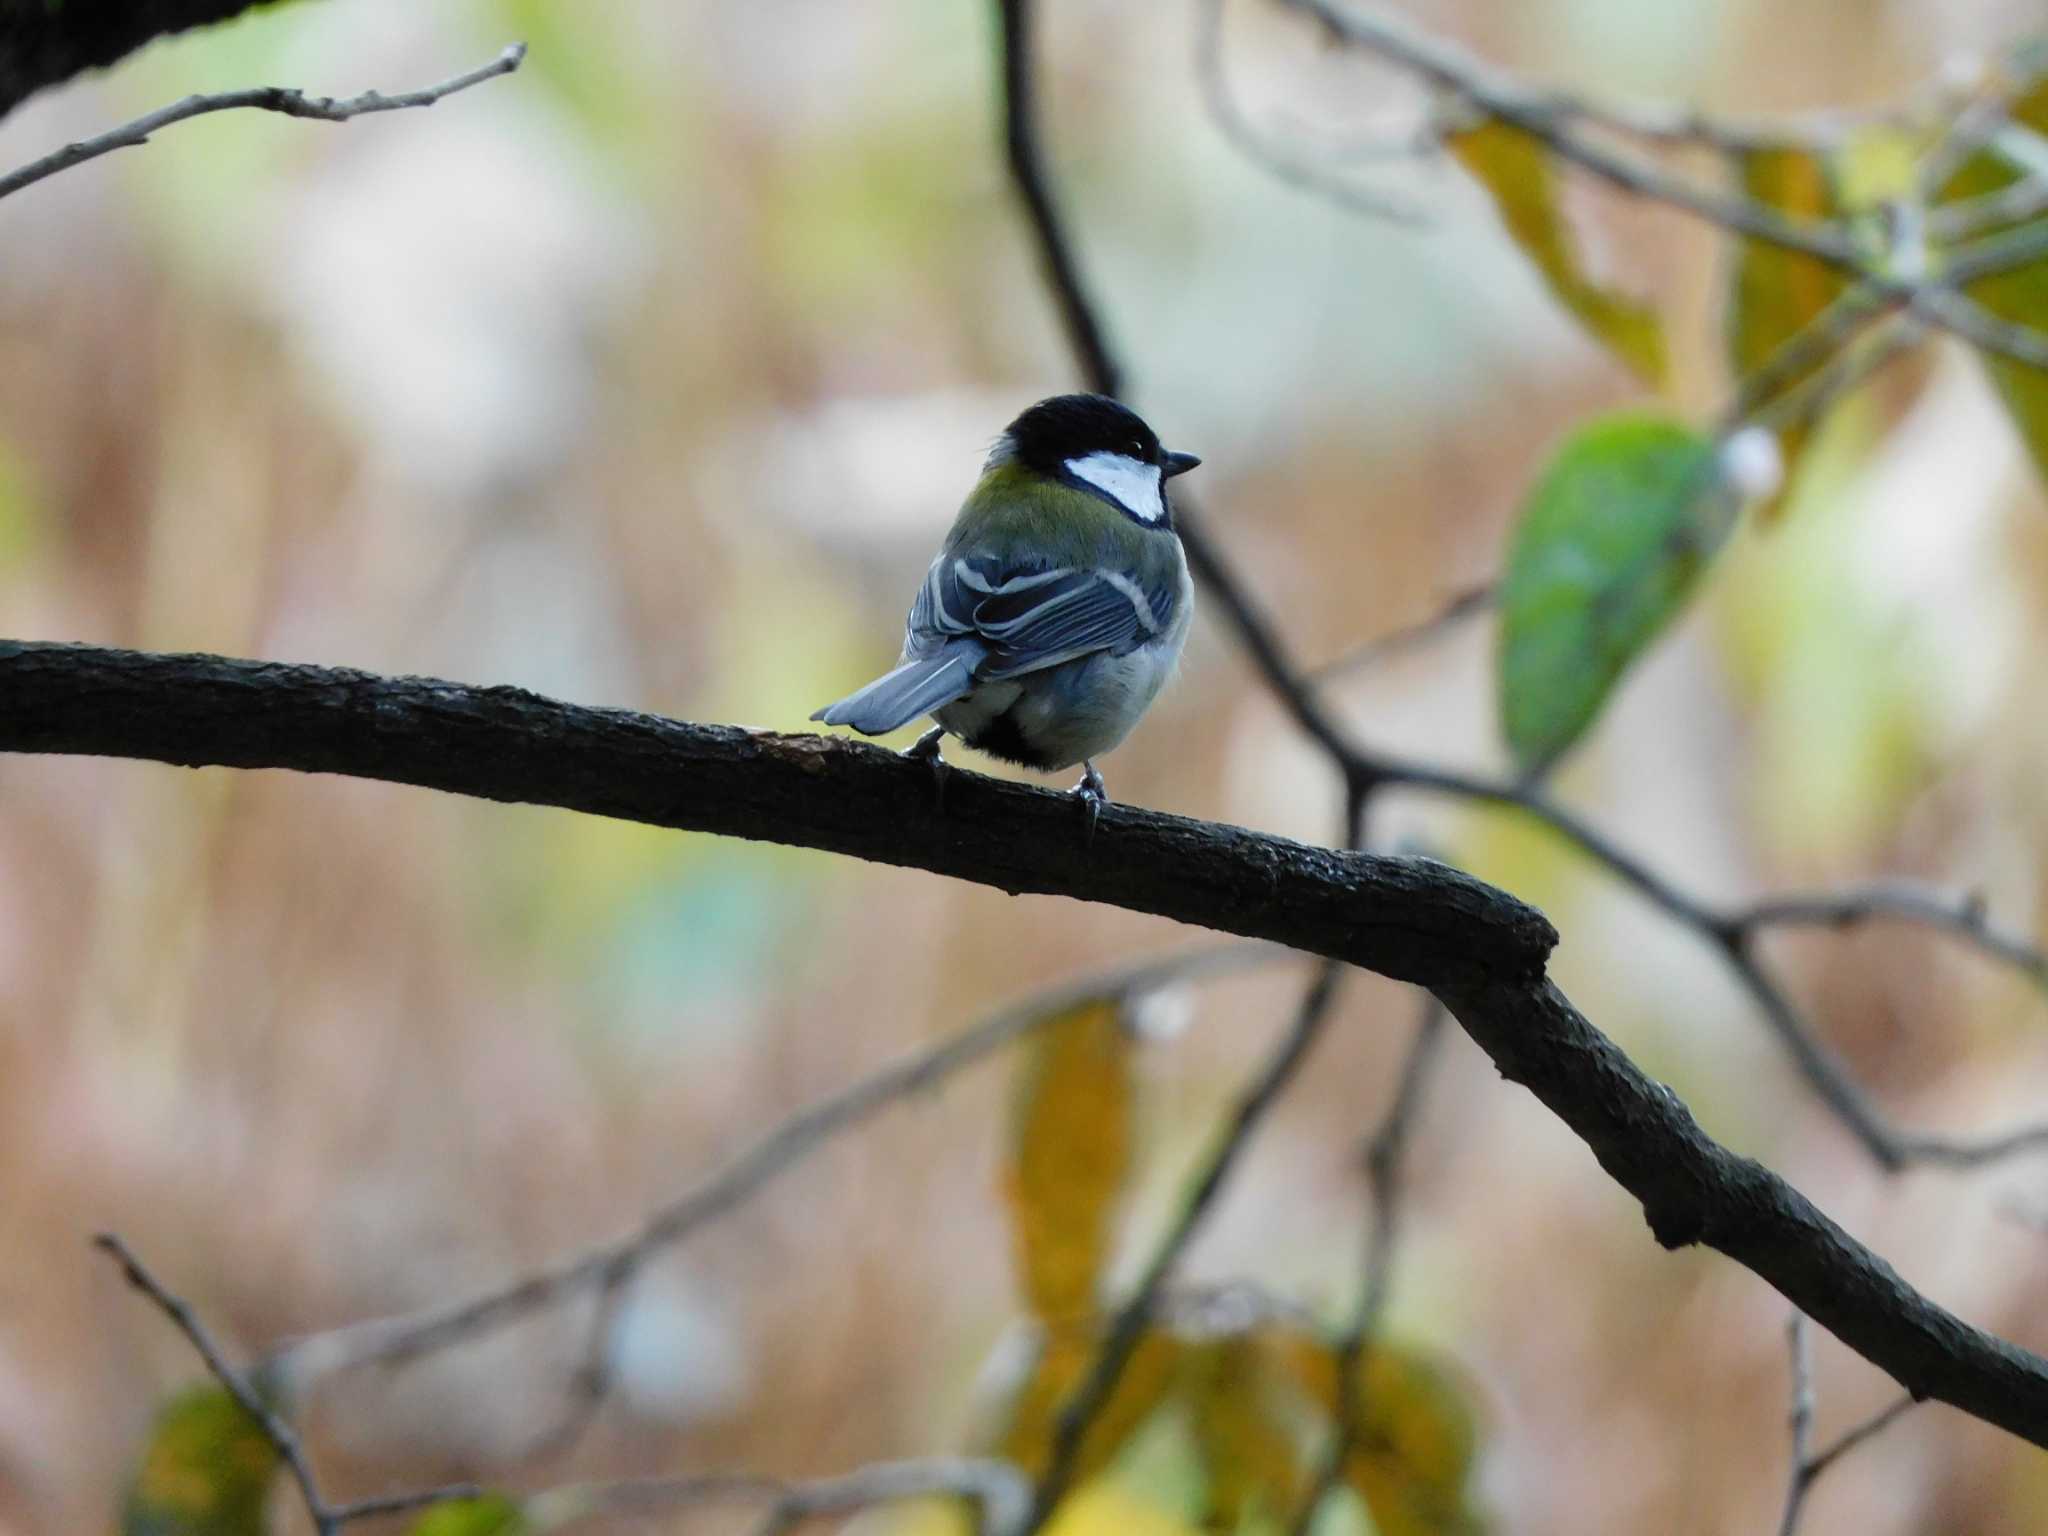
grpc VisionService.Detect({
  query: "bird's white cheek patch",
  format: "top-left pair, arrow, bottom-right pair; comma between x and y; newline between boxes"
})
1066,451 -> 1165,523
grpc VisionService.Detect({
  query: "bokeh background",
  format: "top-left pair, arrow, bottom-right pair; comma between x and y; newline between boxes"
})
4,0 -> 2048,1530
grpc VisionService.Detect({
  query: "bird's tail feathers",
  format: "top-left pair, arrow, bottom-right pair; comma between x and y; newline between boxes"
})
811,644 -> 984,735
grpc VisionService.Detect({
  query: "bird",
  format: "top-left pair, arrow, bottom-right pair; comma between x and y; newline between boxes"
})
812,393 -> 1200,812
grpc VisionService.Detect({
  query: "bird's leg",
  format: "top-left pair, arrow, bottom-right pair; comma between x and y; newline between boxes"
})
905,725 -> 950,811
1071,760 -> 1108,844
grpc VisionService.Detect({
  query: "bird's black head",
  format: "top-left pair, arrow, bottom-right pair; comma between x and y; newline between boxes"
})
1004,393 -> 1196,473
1004,394 -> 1162,473
994,395 -> 1201,528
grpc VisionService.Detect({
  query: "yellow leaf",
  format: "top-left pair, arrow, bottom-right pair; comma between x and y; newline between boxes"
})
1939,69 -> 2048,485
120,1384 -> 279,1536
1045,1484 -> 1204,1536
1347,1345 -> 1486,1536
869,1483 -> 1201,1536
991,1326 -> 1183,1485
1276,1336 -> 1486,1536
1726,147 -> 1849,521
1002,998 -> 1134,1322
1449,118 -> 1666,386
1185,1335 -> 1307,1530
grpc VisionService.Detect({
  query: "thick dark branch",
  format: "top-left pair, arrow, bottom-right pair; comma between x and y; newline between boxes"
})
0,641 -> 1551,989
1439,973 -> 2048,1444
14,639 -> 2048,1447
0,0 -> 281,119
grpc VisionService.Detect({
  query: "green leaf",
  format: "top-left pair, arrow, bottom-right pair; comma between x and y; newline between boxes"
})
1725,147 -> 1849,520
1449,118 -> 1666,386
1002,998 -> 1134,1322
119,1384 -> 279,1536
1937,68 -> 2048,484
1497,413 -> 1730,776
404,1495 -> 530,1536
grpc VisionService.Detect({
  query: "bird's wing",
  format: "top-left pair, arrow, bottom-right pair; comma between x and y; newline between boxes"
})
908,552 -> 1175,680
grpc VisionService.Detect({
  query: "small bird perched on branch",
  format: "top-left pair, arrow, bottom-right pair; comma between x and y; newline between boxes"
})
813,393 -> 1199,811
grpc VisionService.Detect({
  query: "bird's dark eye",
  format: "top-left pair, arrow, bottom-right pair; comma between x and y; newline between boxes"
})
1129,440 -> 1147,459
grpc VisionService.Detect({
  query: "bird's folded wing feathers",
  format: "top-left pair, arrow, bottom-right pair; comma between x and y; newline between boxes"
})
910,554 -> 1172,679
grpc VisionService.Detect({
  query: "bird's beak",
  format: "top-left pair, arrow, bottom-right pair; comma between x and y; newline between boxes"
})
1163,450 -> 1201,479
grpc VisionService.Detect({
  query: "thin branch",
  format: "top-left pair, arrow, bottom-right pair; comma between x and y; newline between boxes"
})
1289,995 -> 1449,1536
1721,288 -> 1893,429
1777,1313 -> 1919,1536
524,1458 -> 1033,1536
269,940 -> 1282,1384
0,42 -> 527,202
1196,0 -> 1427,224
1284,0 -> 1960,157
995,0 -> 1122,397
1740,884 -> 2048,993
1776,1314 -> 1819,1536
1026,960 -> 1348,1530
1267,0 -> 2048,373
95,1232 -> 479,1536
1306,583 -> 1496,684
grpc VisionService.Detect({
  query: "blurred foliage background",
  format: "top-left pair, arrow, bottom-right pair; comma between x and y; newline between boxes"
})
5,0 -> 2048,1531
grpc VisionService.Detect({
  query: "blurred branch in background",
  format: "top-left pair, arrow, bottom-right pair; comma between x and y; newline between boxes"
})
272,942 -> 1279,1386
1256,0 -> 2048,370
0,41 -> 527,202
1775,1314 -> 1918,1536
1288,995 -> 1448,1536
507,1459 -> 1032,1536
95,1233 -> 481,1534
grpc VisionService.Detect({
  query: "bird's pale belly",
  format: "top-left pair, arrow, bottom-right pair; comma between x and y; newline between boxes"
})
936,624 -> 1187,772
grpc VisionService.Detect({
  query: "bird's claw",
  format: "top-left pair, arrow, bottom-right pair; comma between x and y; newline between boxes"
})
1071,761 -> 1108,846
906,726 -> 949,812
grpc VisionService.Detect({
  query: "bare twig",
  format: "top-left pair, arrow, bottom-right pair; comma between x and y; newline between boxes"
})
995,0 -> 1122,397
526,1458 -> 1033,1536
1264,0 -> 2048,372
1777,1313 -> 1918,1536
271,943 -> 1282,1385
508,1461 -> 1029,1536
1306,583 -> 1496,683
1740,884 -> 2048,993
95,1232 -> 479,1535
0,42 -> 526,203
1196,0 -> 1427,224
1289,995 -> 1449,1536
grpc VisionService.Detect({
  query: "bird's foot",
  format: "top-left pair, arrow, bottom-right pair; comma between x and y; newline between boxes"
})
1070,761 -> 1108,845
906,726 -> 950,812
